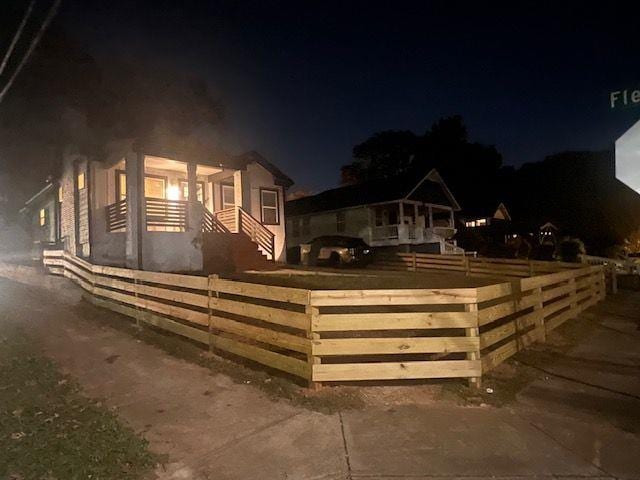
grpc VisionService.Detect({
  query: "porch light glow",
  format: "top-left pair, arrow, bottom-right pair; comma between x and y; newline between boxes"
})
167,185 -> 181,201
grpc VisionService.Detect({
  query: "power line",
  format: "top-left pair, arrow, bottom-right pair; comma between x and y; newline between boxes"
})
0,0 -> 36,77
0,0 -> 62,105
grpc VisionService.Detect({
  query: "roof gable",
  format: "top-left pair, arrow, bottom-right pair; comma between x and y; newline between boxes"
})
286,168 -> 459,216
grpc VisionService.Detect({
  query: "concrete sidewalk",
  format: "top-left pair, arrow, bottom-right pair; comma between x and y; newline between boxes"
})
0,274 -> 638,480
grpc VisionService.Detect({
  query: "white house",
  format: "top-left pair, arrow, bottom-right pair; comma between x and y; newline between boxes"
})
286,169 -> 463,254
22,138 -> 293,273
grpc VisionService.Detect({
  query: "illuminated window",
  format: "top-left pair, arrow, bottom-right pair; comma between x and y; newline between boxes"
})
144,176 -> 166,199
477,218 -> 487,226
180,181 -> 204,202
116,171 -> 127,201
221,184 -> 235,209
336,211 -> 346,232
39,208 -> 47,227
58,187 -> 63,203
465,220 -> 477,228
77,172 -> 85,190
261,189 -> 279,225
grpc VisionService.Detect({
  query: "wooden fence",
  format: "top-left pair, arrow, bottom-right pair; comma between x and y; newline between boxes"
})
375,251 -> 585,279
42,250 -> 605,386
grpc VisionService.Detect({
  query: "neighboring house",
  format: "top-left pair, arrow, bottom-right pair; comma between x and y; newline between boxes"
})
20,182 -> 63,259
459,202 -> 511,229
456,201 -> 513,254
22,139 -> 293,273
286,169 -> 462,254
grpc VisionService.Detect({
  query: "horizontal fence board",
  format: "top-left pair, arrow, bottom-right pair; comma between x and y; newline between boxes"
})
312,337 -> 479,356
214,298 -> 309,331
135,270 -> 208,290
478,300 -> 516,326
312,311 -> 478,332
213,278 -> 309,305
209,332 -> 311,380
475,283 -> 513,302
312,360 -> 481,382
480,322 -> 516,349
310,288 -> 477,306
210,314 -> 310,354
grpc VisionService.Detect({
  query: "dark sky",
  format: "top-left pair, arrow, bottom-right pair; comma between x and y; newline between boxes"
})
56,0 -> 640,192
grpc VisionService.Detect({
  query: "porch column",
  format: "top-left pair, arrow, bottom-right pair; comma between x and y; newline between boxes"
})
233,170 -> 251,213
187,162 -> 198,203
399,202 -> 404,223
428,205 -> 433,228
125,152 -> 145,270
449,209 -> 455,228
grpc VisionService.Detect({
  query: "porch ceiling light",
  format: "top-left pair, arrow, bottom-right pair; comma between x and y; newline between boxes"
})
167,185 -> 181,201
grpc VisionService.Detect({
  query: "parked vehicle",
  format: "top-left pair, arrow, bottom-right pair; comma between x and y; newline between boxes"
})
304,236 -> 373,267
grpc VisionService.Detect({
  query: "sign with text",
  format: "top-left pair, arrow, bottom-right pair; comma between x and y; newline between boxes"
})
610,87 -> 640,109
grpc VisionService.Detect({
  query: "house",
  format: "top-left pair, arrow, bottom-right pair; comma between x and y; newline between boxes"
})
19,182 -> 62,259
21,139 -> 293,273
455,201 -> 513,255
285,168 -> 462,254
459,202 -> 511,229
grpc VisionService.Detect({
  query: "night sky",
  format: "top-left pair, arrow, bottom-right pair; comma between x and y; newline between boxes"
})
55,1 -> 640,192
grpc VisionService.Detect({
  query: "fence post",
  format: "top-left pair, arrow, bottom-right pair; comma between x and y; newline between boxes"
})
412,252 -> 417,272
207,274 -> 219,355
306,293 -> 322,390
464,255 -> 471,276
568,276 -> 577,312
133,271 -> 141,329
465,302 -> 481,389
532,286 -> 545,343
609,265 -> 618,294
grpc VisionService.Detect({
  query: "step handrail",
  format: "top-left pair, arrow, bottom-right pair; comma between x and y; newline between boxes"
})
238,207 -> 275,259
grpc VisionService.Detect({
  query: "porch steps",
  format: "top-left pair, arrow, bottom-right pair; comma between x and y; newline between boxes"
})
202,232 -> 276,274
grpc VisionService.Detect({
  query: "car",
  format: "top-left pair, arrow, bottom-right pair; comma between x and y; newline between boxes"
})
302,236 -> 373,267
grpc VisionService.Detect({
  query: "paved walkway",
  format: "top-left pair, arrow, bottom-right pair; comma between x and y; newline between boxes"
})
0,270 -> 639,480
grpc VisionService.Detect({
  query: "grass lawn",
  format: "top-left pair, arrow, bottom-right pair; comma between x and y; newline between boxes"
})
0,327 -> 158,480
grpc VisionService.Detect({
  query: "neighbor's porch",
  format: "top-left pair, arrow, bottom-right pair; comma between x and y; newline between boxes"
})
367,201 -> 459,251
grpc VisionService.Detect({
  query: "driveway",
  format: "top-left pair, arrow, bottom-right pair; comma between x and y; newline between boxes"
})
0,268 -> 638,480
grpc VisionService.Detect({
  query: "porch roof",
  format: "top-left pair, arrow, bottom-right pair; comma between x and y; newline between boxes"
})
286,168 -> 458,216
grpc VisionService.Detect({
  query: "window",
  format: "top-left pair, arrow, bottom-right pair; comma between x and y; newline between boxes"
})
465,218 -> 487,228
179,181 -> 204,203
476,218 -> 487,226
77,172 -> 85,190
144,176 -> 166,199
39,208 -> 47,227
336,211 -> 346,232
302,217 -> 310,235
465,220 -> 476,228
116,170 -> 127,201
260,189 -> 279,225
221,184 -> 235,209
58,187 -> 63,203
291,218 -> 300,237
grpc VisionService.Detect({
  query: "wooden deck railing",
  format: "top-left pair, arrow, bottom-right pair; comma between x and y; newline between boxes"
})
105,199 -> 127,232
201,205 -> 229,233
214,206 -> 275,259
42,250 -> 605,387
145,198 -> 188,230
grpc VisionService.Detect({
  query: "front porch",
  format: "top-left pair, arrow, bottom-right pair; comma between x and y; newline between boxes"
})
96,152 -> 281,272
367,201 -> 461,253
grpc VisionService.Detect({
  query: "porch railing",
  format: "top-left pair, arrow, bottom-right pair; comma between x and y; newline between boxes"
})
371,224 -> 399,240
201,205 -> 229,233
105,199 -> 127,232
214,206 -> 275,259
145,198 -> 188,230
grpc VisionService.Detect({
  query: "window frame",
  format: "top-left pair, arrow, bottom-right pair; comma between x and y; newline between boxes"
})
221,183 -> 235,210
39,207 -> 47,227
115,169 -> 127,202
260,188 -> 280,225
144,174 -> 168,199
179,179 -> 205,203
